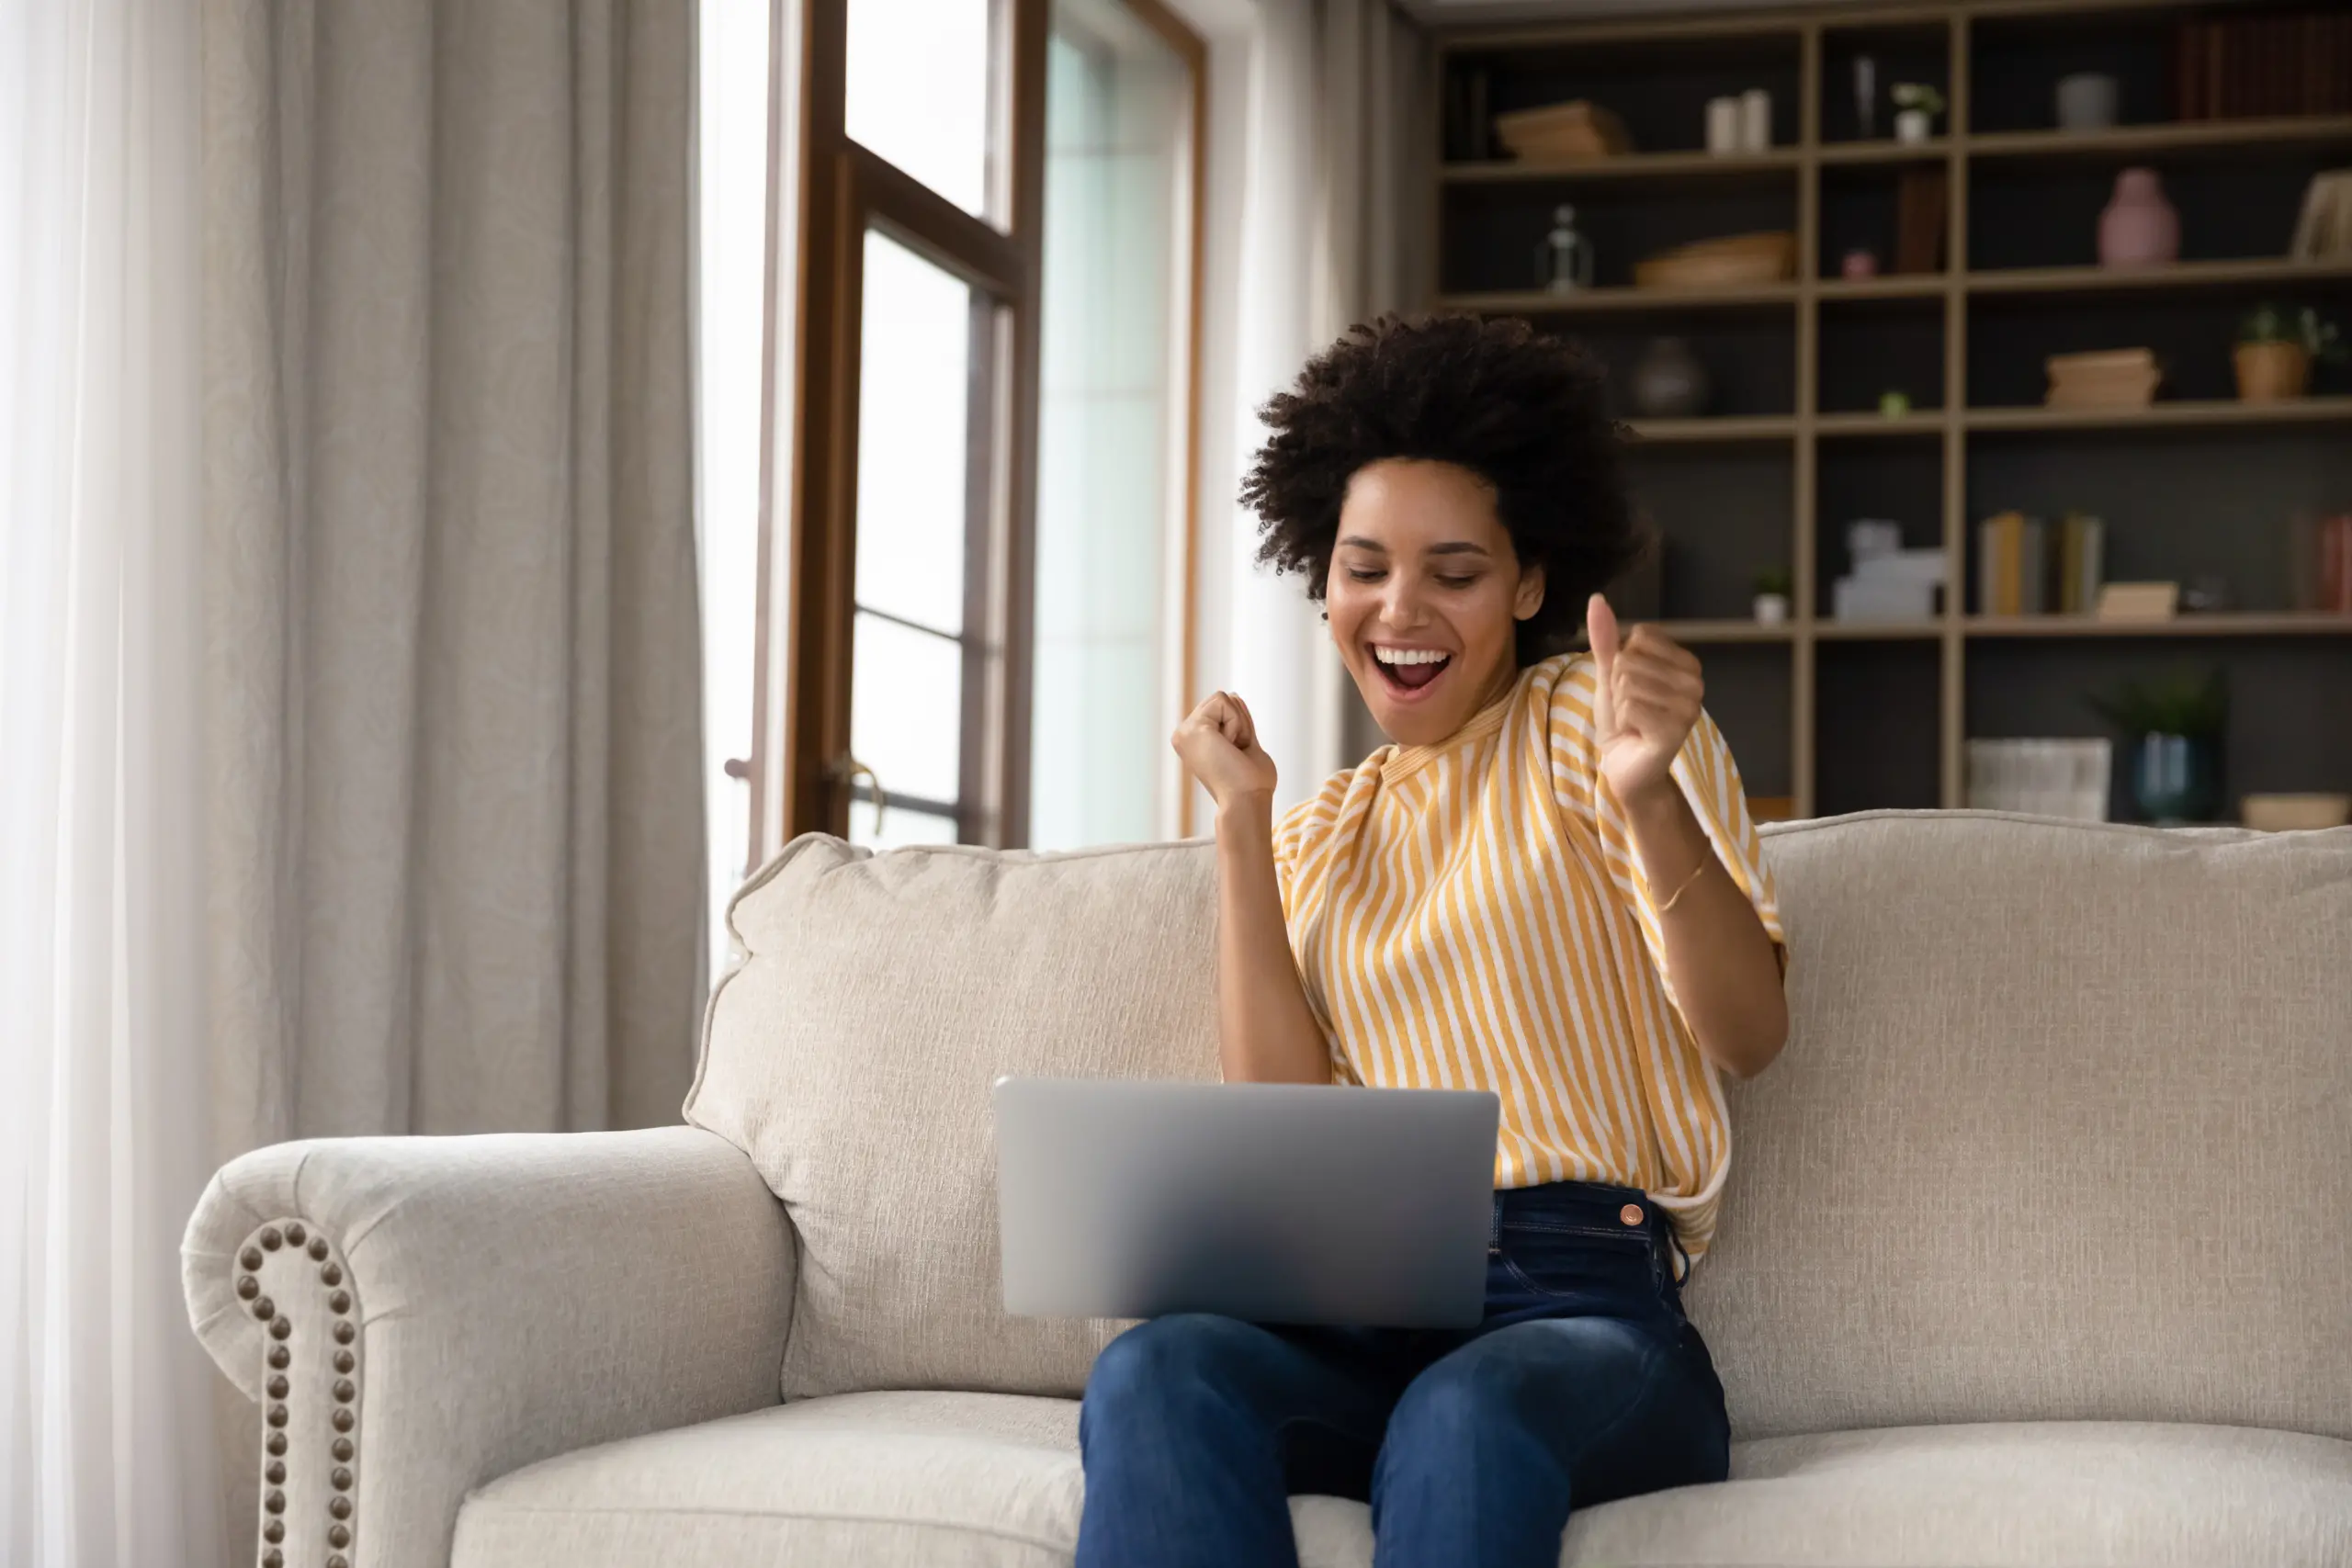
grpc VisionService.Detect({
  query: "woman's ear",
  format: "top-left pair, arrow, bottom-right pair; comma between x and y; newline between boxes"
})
1514,564 -> 1546,622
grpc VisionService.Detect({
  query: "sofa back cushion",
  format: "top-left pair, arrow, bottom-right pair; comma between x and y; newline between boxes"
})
686,834 -> 1218,1401
1690,812 -> 2352,1440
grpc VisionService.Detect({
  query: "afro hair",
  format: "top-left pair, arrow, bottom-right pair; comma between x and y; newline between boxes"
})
1238,312 -> 1647,664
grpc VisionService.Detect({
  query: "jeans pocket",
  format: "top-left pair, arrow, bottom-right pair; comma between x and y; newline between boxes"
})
1495,1224 -> 1657,1303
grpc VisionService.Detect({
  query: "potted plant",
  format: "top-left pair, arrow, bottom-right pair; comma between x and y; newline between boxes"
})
1892,83 -> 1944,143
2089,671 -> 2226,823
1752,568 -> 1792,625
2234,303 -> 2345,402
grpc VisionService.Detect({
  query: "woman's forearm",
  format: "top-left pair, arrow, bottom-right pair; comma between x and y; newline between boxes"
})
1620,782 -> 1789,1078
1214,796 -> 1333,1084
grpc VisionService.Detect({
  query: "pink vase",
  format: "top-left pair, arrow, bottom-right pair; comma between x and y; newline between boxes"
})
2098,168 -> 2179,268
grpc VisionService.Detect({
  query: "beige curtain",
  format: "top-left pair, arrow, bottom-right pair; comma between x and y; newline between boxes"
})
1310,0 -> 1436,346
1303,0 -> 1438,764
200,0 -> 707,1162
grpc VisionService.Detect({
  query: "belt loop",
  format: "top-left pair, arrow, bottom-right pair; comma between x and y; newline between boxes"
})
1488,1193 -> 1501,1251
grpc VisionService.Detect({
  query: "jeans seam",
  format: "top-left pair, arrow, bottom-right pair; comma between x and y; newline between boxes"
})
1498,1220 -> 1645,1239
1558,1331 -> 1674,1471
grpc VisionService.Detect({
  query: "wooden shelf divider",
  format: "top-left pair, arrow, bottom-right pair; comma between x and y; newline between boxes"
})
1649,620 -> 1800,644
1966,613 -> 2352,638
1438,284 -> 1801,315
1967,258 -> 2352,297
1443,150 -> 1803,184
1626,415 -> 1800,443
1965,113 -> 2352,161
1966,397 -> 2352,432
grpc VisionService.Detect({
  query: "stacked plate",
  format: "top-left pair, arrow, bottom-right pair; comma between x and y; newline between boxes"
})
1492,100 -> 1633,162
2045,348 -> 2161,409
1633,231 -> 1796,289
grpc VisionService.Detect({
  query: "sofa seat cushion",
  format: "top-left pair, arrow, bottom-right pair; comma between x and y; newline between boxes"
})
1562,1421 -> 2352,1566
450,1390 -> 1377,1568
450,1395 -> 2352,1568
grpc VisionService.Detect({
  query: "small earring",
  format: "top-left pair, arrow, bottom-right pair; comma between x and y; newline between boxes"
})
1319,610 -> 1329,622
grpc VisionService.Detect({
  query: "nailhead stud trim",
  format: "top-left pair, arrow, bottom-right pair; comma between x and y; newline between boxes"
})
242,1218 -> 362,1568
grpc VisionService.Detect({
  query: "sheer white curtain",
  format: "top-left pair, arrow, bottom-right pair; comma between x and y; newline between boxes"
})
0,0 -> 226,1563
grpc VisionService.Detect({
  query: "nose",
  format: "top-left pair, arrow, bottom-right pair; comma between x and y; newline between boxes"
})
1378,574 -> 1429,631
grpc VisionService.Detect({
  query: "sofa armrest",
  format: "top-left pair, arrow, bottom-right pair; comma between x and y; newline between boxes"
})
182,1126 -> 794,1568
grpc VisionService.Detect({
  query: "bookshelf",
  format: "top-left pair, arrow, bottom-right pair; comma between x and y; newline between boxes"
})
1433,0 -> 2352,821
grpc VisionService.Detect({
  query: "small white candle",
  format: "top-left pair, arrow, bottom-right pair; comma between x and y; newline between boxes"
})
1706,96 -> 1740,153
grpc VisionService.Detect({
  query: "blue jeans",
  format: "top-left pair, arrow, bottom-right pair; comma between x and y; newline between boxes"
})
1075,1180 -> 1729,1568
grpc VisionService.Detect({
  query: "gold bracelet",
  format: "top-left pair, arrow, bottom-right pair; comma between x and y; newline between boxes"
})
1656,859 -> 1710,916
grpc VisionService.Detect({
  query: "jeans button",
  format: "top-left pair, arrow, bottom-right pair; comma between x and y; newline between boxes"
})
1620,1202 -> 1645,1226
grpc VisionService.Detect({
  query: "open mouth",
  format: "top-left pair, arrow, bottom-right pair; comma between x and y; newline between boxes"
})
1371,644 -> 1453,699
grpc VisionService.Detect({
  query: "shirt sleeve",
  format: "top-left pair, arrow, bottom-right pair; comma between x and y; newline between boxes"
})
1547,658 -> 1787,1006
1269,793 -> 1354,1085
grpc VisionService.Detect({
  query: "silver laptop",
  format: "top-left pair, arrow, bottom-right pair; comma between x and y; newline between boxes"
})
993,1077 -> 1499,1329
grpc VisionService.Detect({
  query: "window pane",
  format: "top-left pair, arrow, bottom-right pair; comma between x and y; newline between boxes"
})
852,610 -> 962,807
856,229 -> 975,636
1030,0 -> 1191,850
845,0 -> 997,220
848,800 -> 960,851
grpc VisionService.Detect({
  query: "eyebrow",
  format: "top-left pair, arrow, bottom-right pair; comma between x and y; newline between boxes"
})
1335,535 -> 1492,558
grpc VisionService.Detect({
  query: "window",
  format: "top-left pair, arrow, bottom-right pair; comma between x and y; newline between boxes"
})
843,0 -> 1003,223
757,0 -> 1203,859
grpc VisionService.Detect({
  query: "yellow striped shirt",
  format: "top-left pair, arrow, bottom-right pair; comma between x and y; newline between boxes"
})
1272,650 -> 1785,1263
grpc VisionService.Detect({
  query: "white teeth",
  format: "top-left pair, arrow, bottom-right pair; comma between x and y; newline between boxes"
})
1373,646 -> 1450,666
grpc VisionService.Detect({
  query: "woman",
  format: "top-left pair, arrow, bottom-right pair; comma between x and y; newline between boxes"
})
1075,313 -> 1791,1568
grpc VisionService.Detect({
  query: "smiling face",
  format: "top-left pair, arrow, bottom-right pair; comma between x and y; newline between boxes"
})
1326,458 -> 1545,747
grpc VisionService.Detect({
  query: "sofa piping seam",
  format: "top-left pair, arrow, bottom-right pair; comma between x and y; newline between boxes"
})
458,1499 -> 1071,1555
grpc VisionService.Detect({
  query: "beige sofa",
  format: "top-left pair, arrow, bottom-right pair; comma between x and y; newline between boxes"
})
184,811 -> 2352,1568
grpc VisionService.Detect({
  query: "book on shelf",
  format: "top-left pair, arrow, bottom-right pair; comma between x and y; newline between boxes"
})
2096,581 -> 2180,622
2317,514 -> 2352,615
1979,512 -> 2105,616
2057,513 -> 2105,615
1977,512 -> 2049,616
1444,68 -> 1492,161
2174,9 -> 2352,119
1894,167 -> 1947,276
1978,513 -> 2013,616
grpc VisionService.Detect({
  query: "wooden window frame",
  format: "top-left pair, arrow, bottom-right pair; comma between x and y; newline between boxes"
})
747,0 -> 1206,862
